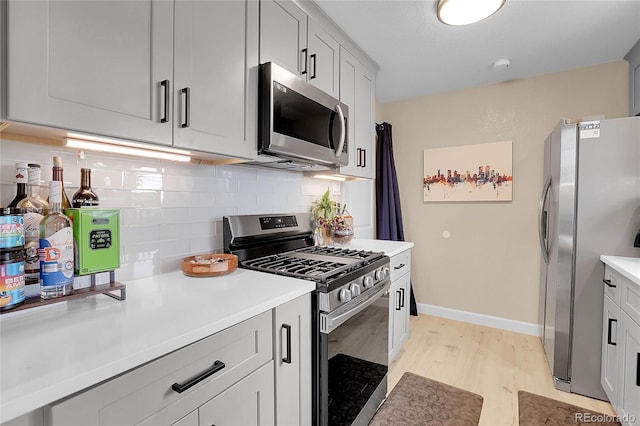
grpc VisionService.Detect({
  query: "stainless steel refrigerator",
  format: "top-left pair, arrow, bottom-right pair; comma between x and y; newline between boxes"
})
539,116 -> 640,401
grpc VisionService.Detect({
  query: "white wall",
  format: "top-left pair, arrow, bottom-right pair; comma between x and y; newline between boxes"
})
0,137 -> 343,283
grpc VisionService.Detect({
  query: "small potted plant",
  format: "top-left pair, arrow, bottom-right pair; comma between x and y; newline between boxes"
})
311,188 -> 337,245
311,188 -> 353,245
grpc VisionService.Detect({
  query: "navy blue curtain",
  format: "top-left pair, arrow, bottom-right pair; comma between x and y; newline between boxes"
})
375,122 -> 417,316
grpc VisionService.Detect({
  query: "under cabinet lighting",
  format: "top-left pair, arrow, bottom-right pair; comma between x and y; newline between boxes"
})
65,139 -> 192,162
312,174 -> 346,182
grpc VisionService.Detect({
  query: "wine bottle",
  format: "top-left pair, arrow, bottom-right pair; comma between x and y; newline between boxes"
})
72,168 -> 99,207
47,156 -> 71,210
39,180 -> 73,299
17,164 -> 49,293
7,162 -> 28,208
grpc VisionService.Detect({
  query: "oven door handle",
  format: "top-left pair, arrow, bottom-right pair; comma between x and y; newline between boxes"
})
320,280 -> 391,334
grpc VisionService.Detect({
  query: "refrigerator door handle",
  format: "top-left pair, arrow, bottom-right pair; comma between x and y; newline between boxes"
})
538,176 -> 552,263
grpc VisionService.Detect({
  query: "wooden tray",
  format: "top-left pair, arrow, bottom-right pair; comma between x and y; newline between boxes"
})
182,253 -> 238,277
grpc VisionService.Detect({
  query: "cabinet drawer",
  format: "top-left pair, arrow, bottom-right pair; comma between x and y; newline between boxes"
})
390,249 -> 411,282
48,311 -> 273,426
620,278 -> 640,326
604,265 -> 621,306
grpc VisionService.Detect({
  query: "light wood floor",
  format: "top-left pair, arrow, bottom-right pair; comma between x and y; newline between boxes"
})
388,314 -> 616,426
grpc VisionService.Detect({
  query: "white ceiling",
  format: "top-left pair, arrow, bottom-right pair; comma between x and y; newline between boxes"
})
314,0 -> 640,103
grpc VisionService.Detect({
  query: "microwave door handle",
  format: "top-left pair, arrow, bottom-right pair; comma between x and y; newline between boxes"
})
335,104 -> 346,157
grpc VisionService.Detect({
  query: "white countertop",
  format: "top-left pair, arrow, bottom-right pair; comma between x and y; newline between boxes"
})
346,238 -> 414,258
600,255 -> 640,286
0,269 -> 315,423
0,239 -> 413,422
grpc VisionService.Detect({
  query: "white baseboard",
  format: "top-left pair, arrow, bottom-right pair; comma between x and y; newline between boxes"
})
416,303 -> 540,337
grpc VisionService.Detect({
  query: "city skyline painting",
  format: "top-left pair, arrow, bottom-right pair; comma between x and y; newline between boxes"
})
423,140 -> 513,202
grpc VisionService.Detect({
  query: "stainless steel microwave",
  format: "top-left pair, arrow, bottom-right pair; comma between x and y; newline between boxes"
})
257,62 -> 349,170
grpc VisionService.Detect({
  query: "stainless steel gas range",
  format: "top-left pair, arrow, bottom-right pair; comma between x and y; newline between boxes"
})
224,213 -> 390,426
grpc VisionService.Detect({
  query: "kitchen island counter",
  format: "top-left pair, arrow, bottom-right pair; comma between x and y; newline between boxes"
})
0,269 -> 315,423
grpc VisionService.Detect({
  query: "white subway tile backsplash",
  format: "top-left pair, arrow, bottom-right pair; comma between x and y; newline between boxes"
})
1,137 -> 343,283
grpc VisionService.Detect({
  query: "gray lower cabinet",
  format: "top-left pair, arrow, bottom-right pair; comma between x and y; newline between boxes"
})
601,265 -> 640,426
601,292 -> 619,402
6,0 -> 258,159
389,249 -> 412,362
625,38 -> 640,117
41,295 -> 314,426
160,362 -> 274,426
274,294 -> 312,426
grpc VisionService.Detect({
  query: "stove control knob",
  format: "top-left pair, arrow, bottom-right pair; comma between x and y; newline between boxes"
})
383,267 -> 390,277
362,276 -> 374,288
339,288 -> 352,302
375,268 -> 385,280
349,283 -> 361,297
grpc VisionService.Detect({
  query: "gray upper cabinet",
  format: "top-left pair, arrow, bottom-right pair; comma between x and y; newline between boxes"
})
173,0 -> 258,159
6,0 -> 174,145
259,0 -> 308,76
306,19 -> 340,98
260,0 -> 340,98
6,0 -> 258,160
625,38 -> 640,117
338,47 -> 376,179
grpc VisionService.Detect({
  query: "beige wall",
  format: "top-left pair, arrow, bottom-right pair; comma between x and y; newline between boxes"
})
379,61 -> 629,324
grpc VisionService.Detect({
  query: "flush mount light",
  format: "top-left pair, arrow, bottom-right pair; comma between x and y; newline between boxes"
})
437,0 -> 506,25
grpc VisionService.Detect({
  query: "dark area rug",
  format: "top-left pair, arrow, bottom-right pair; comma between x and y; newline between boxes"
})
369,372 -> 483,426
518,391 -> 621,426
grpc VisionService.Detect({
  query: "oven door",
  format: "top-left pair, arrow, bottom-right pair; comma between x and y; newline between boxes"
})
319,281 -> 390,426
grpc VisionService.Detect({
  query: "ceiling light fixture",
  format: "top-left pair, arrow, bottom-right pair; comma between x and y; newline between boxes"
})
65,139 -> 192,162
437,0 -> 506,26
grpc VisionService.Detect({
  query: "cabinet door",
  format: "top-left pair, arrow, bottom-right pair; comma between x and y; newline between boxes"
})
339,47 -> 359,176
307,19 -> 340,99
274,294 -> 312,426
198,362 -> 275,426
389,273 -> 410,362
259,0 -> 307,76
337,47 -> 376,179
618,312 -> 640,426
171,410 -> 198,426
601,294 -> 619,404
6,0 -> 174,145
173,0 -> 258,159
354,64 -> 376,179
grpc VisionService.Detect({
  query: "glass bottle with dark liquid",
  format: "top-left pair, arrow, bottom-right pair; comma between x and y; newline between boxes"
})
7,162 -> 28,208
72,168 -> 99,208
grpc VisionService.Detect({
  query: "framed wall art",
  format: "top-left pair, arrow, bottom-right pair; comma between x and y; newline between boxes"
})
423,140 -> 513,202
